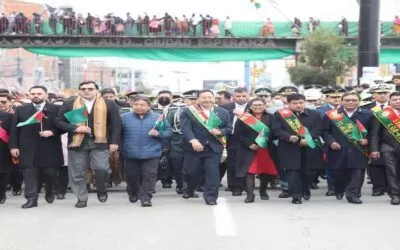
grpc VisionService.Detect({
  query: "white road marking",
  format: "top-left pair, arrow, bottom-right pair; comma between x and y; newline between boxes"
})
213,197 -> 238,236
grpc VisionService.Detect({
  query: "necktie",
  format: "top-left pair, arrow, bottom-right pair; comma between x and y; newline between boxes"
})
380,104 -> 385,110
34,105 -> 41,111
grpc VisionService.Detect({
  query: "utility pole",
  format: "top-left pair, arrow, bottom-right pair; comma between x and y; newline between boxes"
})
357,0 -> 380,85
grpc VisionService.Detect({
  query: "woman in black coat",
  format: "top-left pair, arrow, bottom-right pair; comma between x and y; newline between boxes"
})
235,98 -> 278,203
0,111 -> 13,204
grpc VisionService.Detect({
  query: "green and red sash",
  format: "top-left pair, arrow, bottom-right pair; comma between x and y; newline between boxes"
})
239,112 -> 270,148
278,108 -> 316,148
371,106 -> 400,143
326,109 -> 368,156
187,105 -> 227,145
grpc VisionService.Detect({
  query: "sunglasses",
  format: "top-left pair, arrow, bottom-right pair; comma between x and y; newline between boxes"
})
80,88 -> 95,91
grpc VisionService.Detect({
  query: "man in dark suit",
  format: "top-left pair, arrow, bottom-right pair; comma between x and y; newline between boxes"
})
55,81 -> 121,208
221,87 -> 249,196
272,93 -> 323,204
180,89 -> 232,205
10,86 -> 63,209
361,84 -> 391,196
370,92 -> 400,205
323,92 -> 373,204
317,86 -> 345,196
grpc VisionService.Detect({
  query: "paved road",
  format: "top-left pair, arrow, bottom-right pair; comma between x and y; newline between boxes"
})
1,181 -> 399,250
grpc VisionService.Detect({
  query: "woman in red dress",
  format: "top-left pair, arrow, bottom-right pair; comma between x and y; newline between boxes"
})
235,98 -> 278,203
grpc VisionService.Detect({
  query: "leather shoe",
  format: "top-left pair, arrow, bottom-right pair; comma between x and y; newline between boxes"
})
45,194 -> 55,204
206,200 -> 217,205
346,196 -> 362,204
325,190 -> 335,196
129,196 -> 138,203
244,194 -> 255,203
56,194 -> 65,200
162,183 -> 172,189
0,194 -> 6,204
232,191 -> 242,196
259,191 -> 269,200
75,200 -> 87,208
335,193 -> 344,200
97,192 -> 108,203
12,187 -> 22,196
224,187 -> 231,192
279,191 -> 290,198
303,194 -> 311,201
141,200 -> 152,207
176,187 -> 183,195
21,199 -> 38,209
391,196 -> 400,205
182,192 -> 199,199
309,183 -> 319,190
372,190 -> 385,196
291,198 -> 302,204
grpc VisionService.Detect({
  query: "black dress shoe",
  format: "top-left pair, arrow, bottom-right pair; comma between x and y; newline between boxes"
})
97,192 -> 108,203
335,193 -> 344,200
279,191 -> 290,198
45,195 -> 55,204
141,200 -> 152,207
232,191 -> 242,196
75,200 -> 87,208
372,190 -> 385,196
310,183 -> 319,190
206,200 -> 217,205
291,198 -> 302,204
0,194 -> 6,204
391,196 -> 400,205
244,194 -> 255,203
224,187 -> 231,192
21,199 -> 38,209
259,191 -> 269,200
303,194 -> 311,201
12,187 -> 22,196
182,192 -> 199,199
56,194 -> 65,200
176,187 -> 183,195
346,196 -> 362,204
325,190 -> 335,196
129,196 -> 138,203
162,183 -> 172,189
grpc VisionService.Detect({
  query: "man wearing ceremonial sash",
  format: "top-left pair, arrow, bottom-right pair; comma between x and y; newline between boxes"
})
272,93 -> 323,204
371,92 -> 400,205
362,84 -> 392,197
180,89 -> 232,205
0,94 -> 13,204
322,92 -> 373,204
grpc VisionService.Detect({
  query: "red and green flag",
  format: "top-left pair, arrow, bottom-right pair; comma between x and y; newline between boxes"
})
0,123 -> 9,143
239,112 -> 269,148
351,120 -> 368,141
206,111 -> 223,130
154,113 -> 167,136
17,111 -> 45,127
64,107 -> 88,124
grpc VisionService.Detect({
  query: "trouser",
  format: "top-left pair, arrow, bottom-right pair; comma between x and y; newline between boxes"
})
9,167 -> 23,190
326,168 -> 335,190
55,166 -> 69,196
278,168 -> 289,191
226,137 -> 244,192
124,158 -> 159,201
331,169 -> 365,198
225,29 -> 233,37
0,173 -> 8,196
219,161 -> 227,182
286,169 -> 317,199
23,167 -> 56,200
382,151 -> 400,197
184,150 -> 221,202
68,140 -> 110,202
369,164 -> 387,192
169,153 -> 184,189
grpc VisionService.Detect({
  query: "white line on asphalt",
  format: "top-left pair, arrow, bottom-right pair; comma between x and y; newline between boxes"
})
213,197 -> 238,236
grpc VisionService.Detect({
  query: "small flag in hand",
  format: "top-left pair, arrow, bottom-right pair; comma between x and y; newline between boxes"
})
17,111 -> 45,127
64,107 -> 88,124
154,113 -> 166,136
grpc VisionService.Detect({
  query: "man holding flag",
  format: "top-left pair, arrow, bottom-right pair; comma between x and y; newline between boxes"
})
180,89 -> 232,205
10,86 -> 63,209
55,81 -> 121,208
272,93 -> 323,204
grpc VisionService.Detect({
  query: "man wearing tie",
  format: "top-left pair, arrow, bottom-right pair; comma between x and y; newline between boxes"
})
361,84 -> 392,197
180,89 -> 232,205
10,86 -> 63,209
221,87 -> 249,196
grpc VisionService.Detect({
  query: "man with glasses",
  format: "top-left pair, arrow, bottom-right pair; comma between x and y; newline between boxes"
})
322,92 -> 373,204
56,81 -> 121,208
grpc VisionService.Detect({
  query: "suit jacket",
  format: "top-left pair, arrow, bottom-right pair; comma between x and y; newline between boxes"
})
0,111 -> 13,172
271,108 -> 323,170
55,97 -> 121,151
316,104 -> 335,118
370,111 -> 400,153
10,103 -> 63,168
322,107 -> 373,169
180,105 -> 232,154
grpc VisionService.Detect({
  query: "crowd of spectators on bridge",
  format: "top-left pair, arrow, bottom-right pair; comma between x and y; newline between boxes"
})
0,11 -> 398,37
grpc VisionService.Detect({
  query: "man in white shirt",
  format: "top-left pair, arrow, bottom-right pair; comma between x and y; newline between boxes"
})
224,16 -> 233,37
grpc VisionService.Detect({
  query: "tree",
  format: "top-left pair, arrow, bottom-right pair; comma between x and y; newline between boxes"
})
288,28 -> 356,87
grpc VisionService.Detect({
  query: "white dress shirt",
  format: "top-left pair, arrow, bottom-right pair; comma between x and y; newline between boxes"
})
33,102 -> 45,111
232,102 -> 247,133
84,99 -> 95,114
